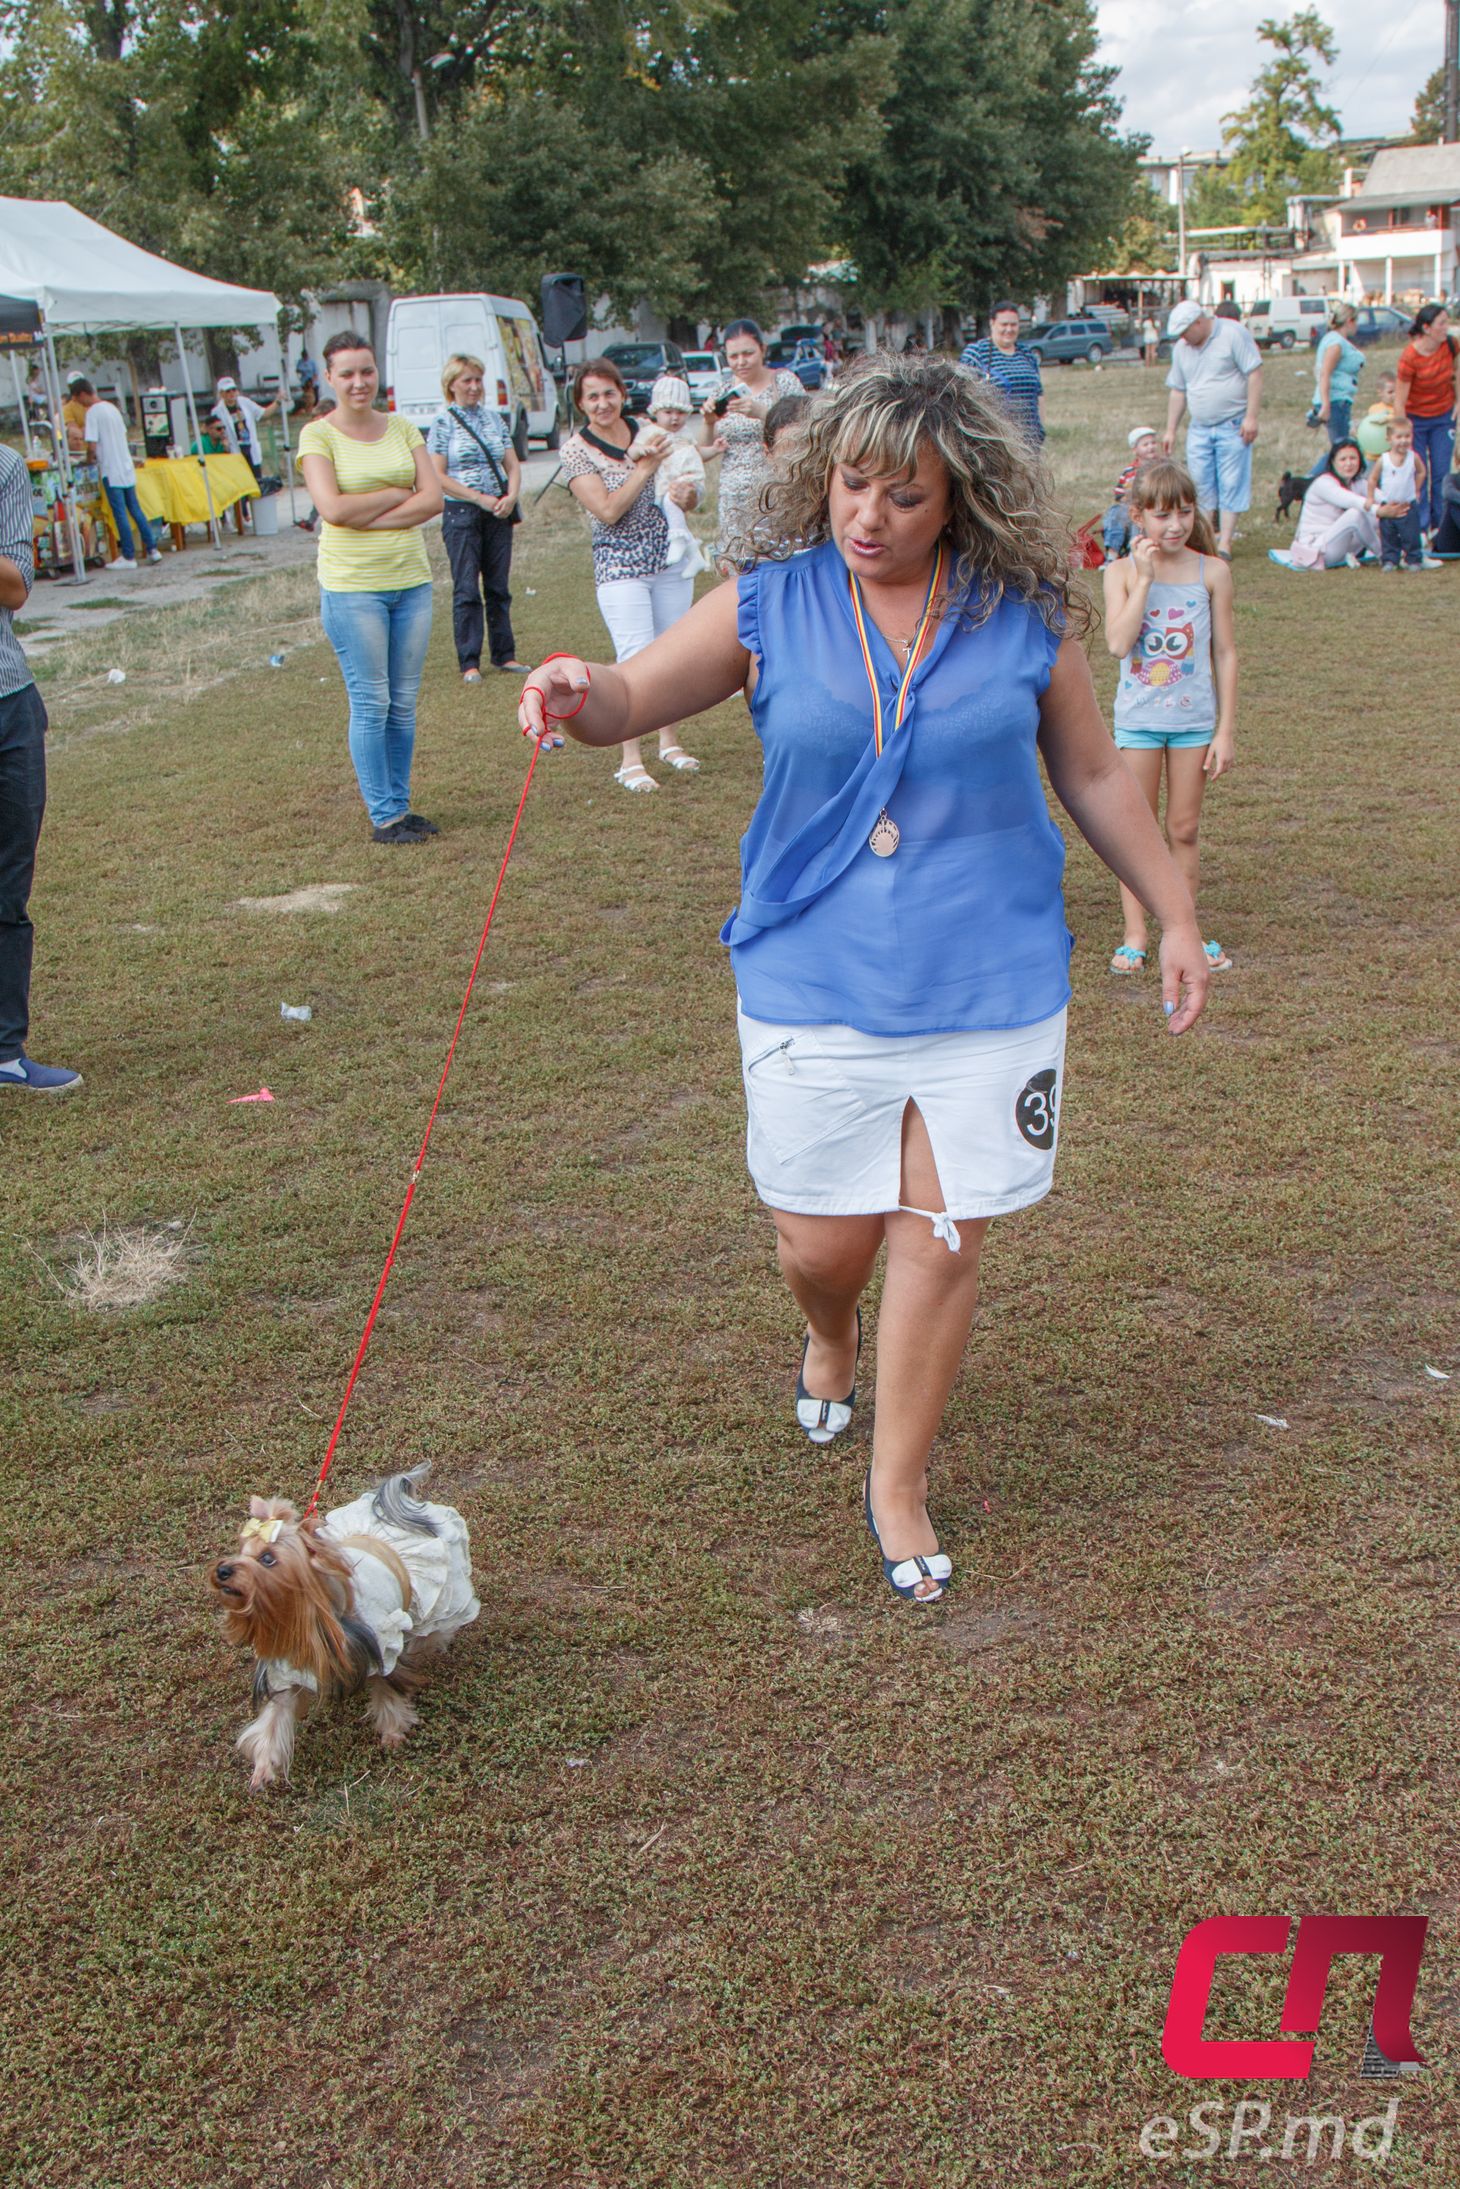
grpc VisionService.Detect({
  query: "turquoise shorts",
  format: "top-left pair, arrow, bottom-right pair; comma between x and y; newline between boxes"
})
1114,724 -> 1214,751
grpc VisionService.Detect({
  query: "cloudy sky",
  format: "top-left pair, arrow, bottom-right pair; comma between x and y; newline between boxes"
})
1095,0 -> 1441,154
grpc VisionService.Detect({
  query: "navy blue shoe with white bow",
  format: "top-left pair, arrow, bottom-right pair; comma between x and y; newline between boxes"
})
795,1308 -> 861,1445
863,1466 -> 951,1604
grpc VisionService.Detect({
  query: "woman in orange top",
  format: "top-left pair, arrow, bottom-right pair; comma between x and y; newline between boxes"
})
1396,304 -> 1459,534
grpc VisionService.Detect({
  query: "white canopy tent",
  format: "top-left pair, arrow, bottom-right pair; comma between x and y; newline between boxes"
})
0,199 -> 284,573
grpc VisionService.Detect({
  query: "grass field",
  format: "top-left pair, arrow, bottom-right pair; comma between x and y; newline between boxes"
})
4,347 -> 1459,2186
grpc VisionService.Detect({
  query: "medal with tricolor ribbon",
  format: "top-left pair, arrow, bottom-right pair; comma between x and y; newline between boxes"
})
847,540 -> 947,857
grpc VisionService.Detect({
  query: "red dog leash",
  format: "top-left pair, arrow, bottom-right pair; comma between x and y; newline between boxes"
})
303,734 -> 549,1516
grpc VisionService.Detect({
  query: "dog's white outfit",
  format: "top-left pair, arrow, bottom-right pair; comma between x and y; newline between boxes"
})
262,1491 -> 480,1695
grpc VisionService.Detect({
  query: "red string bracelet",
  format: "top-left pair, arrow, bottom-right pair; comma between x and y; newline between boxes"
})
524,652 -> 592,727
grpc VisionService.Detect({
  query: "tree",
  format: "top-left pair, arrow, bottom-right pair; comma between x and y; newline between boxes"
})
1216,10 -> 1342,224
379,0 -> 888,325
1105,198 -> 1178,277
837,0 -> 1143,326
0,0 -> 364,305
1410,65 -> 1445,144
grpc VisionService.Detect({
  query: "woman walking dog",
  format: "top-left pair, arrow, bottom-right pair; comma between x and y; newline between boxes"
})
520,355 -> 1209,1605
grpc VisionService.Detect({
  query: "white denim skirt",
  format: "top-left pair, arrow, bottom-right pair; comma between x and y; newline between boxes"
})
737,1003 -> 1067,1238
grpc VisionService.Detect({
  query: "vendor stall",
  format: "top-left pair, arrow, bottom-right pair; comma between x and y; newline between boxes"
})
0,200 -> 282,581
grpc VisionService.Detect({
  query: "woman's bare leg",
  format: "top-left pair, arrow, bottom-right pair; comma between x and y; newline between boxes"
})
657,720 -> 697,765
770,1208 -> 883,1404
1115,746 -> 1166,951
616,735 -> 654,784
871,1103 -> 988,1569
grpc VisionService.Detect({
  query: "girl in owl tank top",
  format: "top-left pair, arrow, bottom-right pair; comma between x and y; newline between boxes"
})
1103,460 -> 1238,977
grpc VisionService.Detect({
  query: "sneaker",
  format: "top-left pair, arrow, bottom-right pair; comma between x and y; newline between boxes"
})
107,558 -> 139,572
400,812 -> 440,836
370,819 -> 427,846
146,548 -> 163,563
0,1053 -> 83,1093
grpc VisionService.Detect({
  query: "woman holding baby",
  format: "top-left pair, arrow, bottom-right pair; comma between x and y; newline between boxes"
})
559,358 -> 703,791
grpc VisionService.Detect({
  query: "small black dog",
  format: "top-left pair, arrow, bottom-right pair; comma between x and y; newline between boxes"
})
1275,471 -> 1306,523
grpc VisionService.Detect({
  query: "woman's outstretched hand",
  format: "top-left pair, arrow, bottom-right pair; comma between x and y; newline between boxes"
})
517,655 -> 591,749
1159,924 -> 1210,1035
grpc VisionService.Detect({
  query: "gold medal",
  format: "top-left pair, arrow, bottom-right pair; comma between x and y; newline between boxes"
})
868,811 -> 900,857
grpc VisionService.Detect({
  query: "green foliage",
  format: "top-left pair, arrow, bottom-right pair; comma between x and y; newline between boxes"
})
1410,65 -> 1446,145
0,0 -> 363,303
0,0 -> 1143,324
838,0 -> 1144,316
1216,9 -> 1342,224
1105,198 -> 1178,276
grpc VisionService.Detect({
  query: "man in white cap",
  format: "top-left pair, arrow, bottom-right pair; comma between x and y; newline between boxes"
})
210,375 -> 279,482
1161,300 -> 1263,559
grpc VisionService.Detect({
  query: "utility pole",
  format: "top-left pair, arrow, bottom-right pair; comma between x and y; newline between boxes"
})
1446,0 -> 1459,142
1176,148 -> 1191,296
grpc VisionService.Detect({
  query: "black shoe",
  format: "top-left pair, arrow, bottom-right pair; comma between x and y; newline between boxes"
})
371,818 -> 428,846
401,812 -> 439,835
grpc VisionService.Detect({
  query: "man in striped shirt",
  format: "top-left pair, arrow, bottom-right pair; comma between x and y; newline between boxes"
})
959,303 -> 1045,447
0,444 -> 81,1091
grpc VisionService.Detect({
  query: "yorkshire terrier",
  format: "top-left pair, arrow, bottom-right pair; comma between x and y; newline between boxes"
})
210,1464 -> 479,1789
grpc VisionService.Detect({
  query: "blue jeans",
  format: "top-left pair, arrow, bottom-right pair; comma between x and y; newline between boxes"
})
1409,411 -> 1455,532
103,482 -> 156,561
1379,504 -> 1422,568
1308,397 -> 1352,478
1185,417 -> 1253,516
1102,503 -> 1132,556
318,583 -> 434,827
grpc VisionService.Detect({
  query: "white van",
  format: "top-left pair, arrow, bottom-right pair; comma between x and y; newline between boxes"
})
1244,295 -> 1332,349
385,293 -> 561,453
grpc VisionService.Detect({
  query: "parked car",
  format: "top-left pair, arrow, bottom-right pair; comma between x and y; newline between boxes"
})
599,341 -> 688,414
765,338 -> 826,391
385,291 -> 560,454
1022,317 -> 1115,365
1349,304 -> 1410,347
682,349 -> 725,405
1244,296 -> 1330,349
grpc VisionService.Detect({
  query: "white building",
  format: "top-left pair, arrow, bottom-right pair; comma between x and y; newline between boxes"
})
1294,146 -> 1460,304
1139,151 -> 1226,207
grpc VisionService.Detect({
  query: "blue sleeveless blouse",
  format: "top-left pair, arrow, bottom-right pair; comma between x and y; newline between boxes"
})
723,540 -> 1071,1036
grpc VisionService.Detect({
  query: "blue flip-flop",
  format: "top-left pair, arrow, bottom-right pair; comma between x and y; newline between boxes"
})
863,1467 -> 952,1604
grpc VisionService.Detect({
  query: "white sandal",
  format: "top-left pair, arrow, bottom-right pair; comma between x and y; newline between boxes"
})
614,761 -> 658,792
660,747 -> 700,772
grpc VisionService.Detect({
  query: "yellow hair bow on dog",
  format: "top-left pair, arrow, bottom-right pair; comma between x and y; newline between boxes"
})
241,1516 -> 285,1545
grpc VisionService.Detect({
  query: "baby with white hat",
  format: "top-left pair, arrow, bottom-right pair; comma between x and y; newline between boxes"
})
646,374 -> 707,576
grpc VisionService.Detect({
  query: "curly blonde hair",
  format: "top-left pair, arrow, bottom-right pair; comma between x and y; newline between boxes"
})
746,350 -> 1086,635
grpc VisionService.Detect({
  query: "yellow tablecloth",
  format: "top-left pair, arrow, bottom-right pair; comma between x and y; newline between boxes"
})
134,453 -> 258,528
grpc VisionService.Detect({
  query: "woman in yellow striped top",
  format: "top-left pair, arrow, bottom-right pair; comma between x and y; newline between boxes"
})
298,333 -> 443,844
